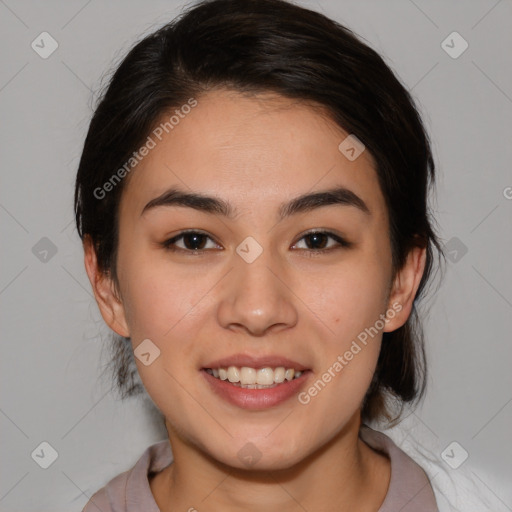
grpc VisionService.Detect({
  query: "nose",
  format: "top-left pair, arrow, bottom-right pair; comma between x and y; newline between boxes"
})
216,243 -> 299,337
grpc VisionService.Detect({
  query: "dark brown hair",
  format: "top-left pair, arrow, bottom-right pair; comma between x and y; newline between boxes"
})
74,0 -> 444,425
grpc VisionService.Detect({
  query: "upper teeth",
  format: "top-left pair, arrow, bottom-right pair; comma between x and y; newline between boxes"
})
206,366 -> 303,385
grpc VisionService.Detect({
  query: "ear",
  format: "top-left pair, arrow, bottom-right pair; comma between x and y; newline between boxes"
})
383,245 -> 427,332
83,235 -> 130,338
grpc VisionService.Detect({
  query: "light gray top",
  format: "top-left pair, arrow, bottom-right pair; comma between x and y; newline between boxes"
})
82,425 -> 438,511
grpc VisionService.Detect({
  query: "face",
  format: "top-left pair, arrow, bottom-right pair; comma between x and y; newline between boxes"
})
86,88 -> 424,471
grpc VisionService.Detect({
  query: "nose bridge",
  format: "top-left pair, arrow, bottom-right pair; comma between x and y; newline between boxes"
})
235,236 -> 279,295
217,235 -> 298,335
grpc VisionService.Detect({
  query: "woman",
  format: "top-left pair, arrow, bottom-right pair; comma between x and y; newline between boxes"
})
76,0 -> 443,509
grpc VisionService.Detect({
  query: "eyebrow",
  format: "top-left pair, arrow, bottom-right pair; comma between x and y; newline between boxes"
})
140,185 -> 371,221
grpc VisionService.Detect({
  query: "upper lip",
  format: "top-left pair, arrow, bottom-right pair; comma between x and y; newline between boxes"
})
202,354 -> 310,371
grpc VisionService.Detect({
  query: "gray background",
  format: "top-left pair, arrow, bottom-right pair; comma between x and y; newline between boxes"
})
1,0 -> 511,510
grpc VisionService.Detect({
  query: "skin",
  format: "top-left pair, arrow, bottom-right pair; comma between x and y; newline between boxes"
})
84,88 -> 426,512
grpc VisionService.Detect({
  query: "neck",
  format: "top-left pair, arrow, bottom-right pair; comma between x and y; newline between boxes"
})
151,413 -> 391,512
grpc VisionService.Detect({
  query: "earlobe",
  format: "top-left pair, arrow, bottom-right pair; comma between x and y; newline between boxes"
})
383,245 -> 427,333
83,235 -> 130,338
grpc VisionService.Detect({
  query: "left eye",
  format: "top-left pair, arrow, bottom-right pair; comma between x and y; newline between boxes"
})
292,231 -> 350,252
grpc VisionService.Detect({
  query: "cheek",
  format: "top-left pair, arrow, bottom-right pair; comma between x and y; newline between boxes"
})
310,260 -> 390,341
303,257 -> 389,408
299,270 -> 387,420
117,248 -> 206,338
118,258 -> 219,406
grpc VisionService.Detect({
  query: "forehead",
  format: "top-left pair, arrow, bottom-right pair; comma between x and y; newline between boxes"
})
119,88 -> 386,222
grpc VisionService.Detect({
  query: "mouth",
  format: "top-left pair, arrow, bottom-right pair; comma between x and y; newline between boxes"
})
200,357 -> 312,409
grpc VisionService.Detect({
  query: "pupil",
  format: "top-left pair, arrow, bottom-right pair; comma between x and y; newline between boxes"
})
185,233 -> 205,250
308,233 -> 326,249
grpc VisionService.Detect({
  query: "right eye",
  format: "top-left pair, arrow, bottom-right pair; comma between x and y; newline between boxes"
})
161,230 -> 222,254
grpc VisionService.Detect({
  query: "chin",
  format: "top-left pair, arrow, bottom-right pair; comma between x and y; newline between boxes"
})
205,434 -> 310,472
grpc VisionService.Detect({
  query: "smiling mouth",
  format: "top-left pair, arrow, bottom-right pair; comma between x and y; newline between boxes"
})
203,366 -> 306,389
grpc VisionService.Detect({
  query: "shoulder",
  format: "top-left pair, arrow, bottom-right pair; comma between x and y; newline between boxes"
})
81,470 -> 129,512
360,425 -> 439,512
81,440 -> 173,512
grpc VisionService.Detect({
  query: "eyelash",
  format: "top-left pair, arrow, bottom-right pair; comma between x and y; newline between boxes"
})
161,229 -> 352,256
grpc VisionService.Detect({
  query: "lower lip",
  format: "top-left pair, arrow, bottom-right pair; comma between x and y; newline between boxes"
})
201,369 -> 311,410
